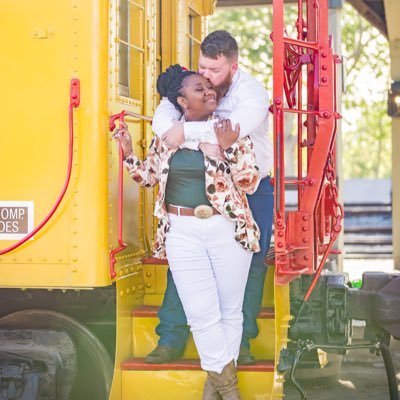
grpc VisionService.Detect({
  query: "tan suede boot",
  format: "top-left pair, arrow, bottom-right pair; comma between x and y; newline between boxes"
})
202,375 -> 222,400
207,361 -> 241,400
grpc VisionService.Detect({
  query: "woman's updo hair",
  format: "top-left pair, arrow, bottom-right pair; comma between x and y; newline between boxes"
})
156,64 -> 196,113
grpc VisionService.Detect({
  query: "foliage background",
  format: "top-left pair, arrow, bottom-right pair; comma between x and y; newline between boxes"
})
208,3 -> 391,179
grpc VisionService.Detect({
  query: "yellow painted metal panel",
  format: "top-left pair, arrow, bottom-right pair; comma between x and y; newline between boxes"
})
0,0 -> 112,287
109,271 -> 145,400
271,267 -> 290,399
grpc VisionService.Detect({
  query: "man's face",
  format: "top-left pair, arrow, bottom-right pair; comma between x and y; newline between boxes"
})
198,52 -> 238,98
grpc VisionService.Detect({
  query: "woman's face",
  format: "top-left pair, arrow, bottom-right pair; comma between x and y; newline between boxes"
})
178,74 -> 217,120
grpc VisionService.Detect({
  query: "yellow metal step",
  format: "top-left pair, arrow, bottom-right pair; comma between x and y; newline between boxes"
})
120,358 -> 275,400
131,305 -> 275,360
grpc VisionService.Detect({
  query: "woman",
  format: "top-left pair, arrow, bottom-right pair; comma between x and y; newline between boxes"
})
114,65 -> 260,400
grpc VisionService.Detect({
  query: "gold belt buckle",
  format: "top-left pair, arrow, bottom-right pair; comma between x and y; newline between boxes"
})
194,205 -> 213,219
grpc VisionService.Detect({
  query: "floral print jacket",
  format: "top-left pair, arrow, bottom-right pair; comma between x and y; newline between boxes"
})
123,135 -> 261,259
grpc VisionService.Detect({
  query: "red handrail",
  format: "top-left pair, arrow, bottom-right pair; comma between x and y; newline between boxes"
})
0,79 -> 80,255
109,112 -> 127,279
108,110 -> 152,279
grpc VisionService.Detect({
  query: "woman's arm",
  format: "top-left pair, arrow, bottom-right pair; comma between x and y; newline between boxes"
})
114,124 -> 162,188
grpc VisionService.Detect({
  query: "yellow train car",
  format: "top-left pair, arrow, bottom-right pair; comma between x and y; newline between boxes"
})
0,1 -> 289,399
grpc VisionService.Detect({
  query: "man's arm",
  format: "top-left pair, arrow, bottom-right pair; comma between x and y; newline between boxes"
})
152,98 -> 181,137
152,98 -> 200,150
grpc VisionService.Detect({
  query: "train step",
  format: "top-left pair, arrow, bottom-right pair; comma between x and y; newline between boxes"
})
120,358 -> 275,400
130,305 -> 276,360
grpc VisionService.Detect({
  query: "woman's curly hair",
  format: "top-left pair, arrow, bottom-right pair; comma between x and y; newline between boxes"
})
156,64 -> 195,113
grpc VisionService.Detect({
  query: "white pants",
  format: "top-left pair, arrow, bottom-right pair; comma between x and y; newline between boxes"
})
165,213 -> 252,373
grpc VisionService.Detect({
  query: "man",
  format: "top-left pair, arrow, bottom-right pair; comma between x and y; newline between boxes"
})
148,30 -> 274,365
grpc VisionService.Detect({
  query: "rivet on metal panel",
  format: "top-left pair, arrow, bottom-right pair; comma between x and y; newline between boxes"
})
132,286 -> 136,292
126,288 -> 130,294
139,284 -> 144,290
146,272 -> 152,277
120,290 -> 124,296
146,283 -> 152,288
72,257 -> 78,262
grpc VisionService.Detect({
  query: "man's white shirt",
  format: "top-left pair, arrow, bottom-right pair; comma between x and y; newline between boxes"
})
152,68 -> 273,178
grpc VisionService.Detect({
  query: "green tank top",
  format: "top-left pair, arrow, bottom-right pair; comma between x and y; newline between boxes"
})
165,149 -> 212,208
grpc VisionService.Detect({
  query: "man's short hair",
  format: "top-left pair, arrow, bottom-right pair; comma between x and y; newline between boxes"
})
200,30 -> 238,60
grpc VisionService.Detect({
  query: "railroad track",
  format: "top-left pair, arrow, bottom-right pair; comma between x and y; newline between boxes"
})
343,203 -> 392,258
270,203 -> 393,259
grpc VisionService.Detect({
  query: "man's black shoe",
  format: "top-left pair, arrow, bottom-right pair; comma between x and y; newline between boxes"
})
237,346 -> 256,365
145,345 -> 183,364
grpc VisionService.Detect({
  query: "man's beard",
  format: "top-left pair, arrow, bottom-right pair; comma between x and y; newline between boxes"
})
214,74 -> 233,102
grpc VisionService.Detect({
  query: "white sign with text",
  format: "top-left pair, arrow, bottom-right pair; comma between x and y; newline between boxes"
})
0,201 -> 34,240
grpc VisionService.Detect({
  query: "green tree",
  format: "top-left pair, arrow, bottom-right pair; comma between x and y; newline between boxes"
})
208,3 -> 391,179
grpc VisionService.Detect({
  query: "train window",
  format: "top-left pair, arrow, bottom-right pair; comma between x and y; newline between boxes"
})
188,12 -> 202,70
117,0 -> 145,100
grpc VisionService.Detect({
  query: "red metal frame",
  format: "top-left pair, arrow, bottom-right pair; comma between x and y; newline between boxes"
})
271,0 -> 344,292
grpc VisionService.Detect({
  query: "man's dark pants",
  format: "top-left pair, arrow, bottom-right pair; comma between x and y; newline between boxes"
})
156,176 -> 274,352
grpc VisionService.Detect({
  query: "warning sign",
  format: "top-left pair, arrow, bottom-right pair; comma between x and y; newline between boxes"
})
0,201 -> 34,240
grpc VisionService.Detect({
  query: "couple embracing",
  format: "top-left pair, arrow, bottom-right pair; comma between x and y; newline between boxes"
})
114,30 -> 273,399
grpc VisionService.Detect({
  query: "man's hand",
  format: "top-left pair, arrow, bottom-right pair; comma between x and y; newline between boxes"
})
214,119 -> 240,150
162,121 -> 185,149
199,143 -> 226,161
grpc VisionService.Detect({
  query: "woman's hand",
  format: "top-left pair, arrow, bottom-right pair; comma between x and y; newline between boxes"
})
113,122 -> 133,158
214,119 -> 240,150
199,143 -> 226,161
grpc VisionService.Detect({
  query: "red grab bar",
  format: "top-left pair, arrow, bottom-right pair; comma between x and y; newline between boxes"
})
109,112 -> 127,279
0,79 -> 80,256
108,110 -> 152,279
